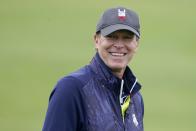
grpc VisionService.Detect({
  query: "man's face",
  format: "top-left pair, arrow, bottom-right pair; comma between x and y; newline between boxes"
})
94,30 -> 139,77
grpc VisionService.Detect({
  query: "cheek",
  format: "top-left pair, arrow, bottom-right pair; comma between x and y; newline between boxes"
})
97,41 -> 112,51
128,42 -> 138,52
127,46 -> 137,53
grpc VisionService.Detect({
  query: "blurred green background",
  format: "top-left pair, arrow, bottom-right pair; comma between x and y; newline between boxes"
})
0,0 -> 195,131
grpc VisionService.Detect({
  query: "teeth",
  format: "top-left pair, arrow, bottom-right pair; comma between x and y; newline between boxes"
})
111,53 -> 124,56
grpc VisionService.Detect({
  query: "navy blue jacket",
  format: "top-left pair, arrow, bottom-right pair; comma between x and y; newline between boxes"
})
43,53 -> 144,131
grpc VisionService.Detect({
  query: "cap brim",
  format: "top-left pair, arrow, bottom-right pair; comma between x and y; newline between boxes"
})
100,24 -> 140,38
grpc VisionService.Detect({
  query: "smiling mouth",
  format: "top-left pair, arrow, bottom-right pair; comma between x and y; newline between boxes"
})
109,52 -> 126,57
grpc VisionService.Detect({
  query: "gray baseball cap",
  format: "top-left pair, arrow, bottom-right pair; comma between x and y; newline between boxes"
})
96,7 -> 140,38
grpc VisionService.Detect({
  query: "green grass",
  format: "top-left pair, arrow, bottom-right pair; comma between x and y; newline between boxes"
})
0,0 -> 196,131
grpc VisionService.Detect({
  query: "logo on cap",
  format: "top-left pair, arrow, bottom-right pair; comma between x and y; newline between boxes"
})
118,9 -> 126,21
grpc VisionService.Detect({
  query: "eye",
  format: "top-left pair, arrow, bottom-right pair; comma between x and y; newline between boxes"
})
106,34 -> 117,40
124,35 -> 134,40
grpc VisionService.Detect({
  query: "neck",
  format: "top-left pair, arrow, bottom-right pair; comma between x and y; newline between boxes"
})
112,68 -> 125,79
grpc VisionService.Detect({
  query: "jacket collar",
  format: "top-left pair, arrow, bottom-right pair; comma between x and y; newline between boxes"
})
89,53 -> 142,96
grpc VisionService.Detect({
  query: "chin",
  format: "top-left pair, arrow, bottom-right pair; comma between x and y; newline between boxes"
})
109,63 -> 126,71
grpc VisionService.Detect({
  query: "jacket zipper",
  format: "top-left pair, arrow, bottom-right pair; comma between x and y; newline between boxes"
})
119,79 -> 124,105
123,78 -> 138,128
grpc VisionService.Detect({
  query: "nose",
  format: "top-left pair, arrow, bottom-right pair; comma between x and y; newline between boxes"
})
113,39 -> 124,49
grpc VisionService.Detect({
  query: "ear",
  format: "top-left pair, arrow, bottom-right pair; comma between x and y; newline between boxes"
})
93,34 -> 100,49
136,39 -> 139,47
134,39 -> 139,52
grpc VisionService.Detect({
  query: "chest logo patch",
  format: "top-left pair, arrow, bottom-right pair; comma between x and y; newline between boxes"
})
132,114 -> 139,127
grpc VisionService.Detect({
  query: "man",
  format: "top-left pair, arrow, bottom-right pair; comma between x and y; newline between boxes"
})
43,6 -> 144,131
